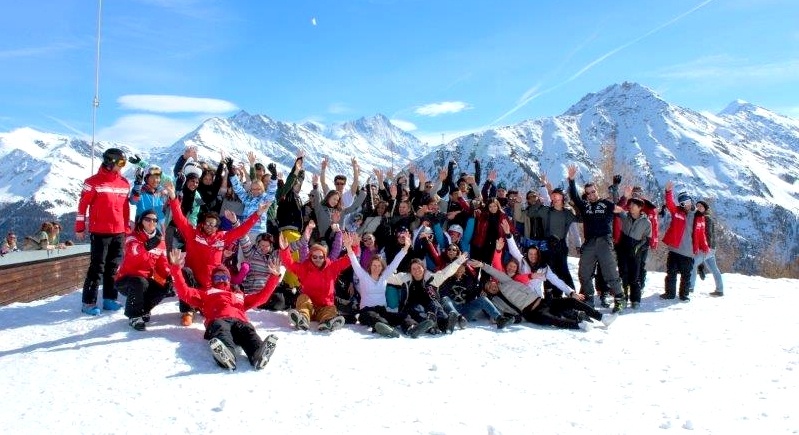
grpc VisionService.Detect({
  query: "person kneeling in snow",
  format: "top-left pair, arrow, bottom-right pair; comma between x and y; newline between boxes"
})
168,248 -> 283,371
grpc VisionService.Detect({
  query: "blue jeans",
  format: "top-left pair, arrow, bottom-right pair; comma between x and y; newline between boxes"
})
690,251 -> 724,293
443,295 -> 502,321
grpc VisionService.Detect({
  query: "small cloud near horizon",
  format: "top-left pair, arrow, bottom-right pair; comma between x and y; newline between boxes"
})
98,113 -> 211,149
389,118 -> 417,131
118,95 -> 238,114
327,103 -> 351,115
414,101 -> 470,117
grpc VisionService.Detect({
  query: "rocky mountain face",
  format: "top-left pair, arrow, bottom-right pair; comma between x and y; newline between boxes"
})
2,82 -> 797,273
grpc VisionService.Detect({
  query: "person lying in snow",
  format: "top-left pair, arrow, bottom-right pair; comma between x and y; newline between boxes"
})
168,248 -> 283,371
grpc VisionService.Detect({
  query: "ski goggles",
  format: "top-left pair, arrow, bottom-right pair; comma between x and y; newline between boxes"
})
212,274 -> 230,283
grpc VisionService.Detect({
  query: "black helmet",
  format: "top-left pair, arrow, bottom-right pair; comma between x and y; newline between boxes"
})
102,148 -> 126,169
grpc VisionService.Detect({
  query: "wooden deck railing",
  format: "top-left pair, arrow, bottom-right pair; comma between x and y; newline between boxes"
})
0,245 -> 91,306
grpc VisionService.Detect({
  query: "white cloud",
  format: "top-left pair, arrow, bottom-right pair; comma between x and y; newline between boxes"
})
117,95 -> 238,114
97,114 -> 210,149
327,103 -> 351,115
389,118 -> 417,131
657,56 -> 799,82
414,101 -> 470,117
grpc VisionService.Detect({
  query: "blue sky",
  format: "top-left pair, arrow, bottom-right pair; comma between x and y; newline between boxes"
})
1,0 -> 798,149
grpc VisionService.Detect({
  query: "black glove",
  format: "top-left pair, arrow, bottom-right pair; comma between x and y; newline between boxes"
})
613,174 -> 622,185
267,162 -> 278,179
129,154 -> 141,165
134,167 -> 145,184
144,233 -> 162,251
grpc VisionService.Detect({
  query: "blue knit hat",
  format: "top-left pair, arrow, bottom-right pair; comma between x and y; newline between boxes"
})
677,191 -> 693,204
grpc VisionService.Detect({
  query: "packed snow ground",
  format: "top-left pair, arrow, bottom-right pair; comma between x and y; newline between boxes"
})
1,260 -> 797,435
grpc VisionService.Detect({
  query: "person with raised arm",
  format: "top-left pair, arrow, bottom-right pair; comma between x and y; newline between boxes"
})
167,248 -> 282,371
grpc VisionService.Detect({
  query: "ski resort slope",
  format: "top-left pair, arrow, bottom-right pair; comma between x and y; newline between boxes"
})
0,262 -> 797,434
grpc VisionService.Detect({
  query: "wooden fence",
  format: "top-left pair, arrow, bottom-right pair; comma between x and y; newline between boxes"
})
0,246 -> 90,306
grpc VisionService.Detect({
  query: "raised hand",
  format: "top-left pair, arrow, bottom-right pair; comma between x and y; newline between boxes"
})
168,248 -> 182,265
389,183 -> 398,198
465,175 -> 475,185
321,157 -> 328,170
312,173 -> 320,185
665,180 -> 674,191
247,151 -> 257,165
257,200 -> 272,215
266,257 -> 282,276
488,169 -> 497,182
567,164 -> 578,180
278,233 -> 289,250
438,169 -> 447,181
495,236 -> 505,252
223,209 -> 238,223
624,185 -> 633,198
500,218 -> 511,234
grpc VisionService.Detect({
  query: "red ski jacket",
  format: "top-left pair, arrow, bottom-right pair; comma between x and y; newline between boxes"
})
75,166 -> 131,234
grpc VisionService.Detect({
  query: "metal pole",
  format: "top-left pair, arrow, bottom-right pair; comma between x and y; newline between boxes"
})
90,0 -> 103,174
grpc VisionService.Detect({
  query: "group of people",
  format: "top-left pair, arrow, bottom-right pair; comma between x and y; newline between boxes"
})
73,146 -> 725,371
0,221 -> 70,255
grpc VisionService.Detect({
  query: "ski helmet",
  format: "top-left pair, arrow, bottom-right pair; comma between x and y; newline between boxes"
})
102,148 -> 127,169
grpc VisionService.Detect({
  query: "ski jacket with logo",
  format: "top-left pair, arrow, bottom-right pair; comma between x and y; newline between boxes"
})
169,198 -> 259,289
279,245 -> 357,306
75,166 -> 131,234
116,230 -> 169,284
661,189 -> 710,255
170,263 -> 280,328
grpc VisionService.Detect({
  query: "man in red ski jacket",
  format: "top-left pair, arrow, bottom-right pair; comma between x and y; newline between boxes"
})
661,181 -> 710,301
76,148 -> 131,316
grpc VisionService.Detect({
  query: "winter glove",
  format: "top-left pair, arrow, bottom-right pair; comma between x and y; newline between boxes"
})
129,154 -> 141,165
134,167 -> 145,184
267,162 -> 278,180
612,174 -> 622,185
144,233 -> 162,251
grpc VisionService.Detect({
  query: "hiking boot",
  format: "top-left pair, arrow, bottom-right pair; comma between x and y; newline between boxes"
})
81,304 -> 101,316
129,317 -> 146,331
251,335 -> 278,370
660,293 -> 676,300
679,295 -> 691,302
288,309 -> 310,331
495,314 -> 513,330
600,313 -> 618,328
457,315 -> 468,330
318,315 -> 346,332
578,320 -> 593,332
142,313 -> 151,323
709,291 -> 724,297
446,312 -> 459,334
102,299 -> 123,311
209,338 -> 236,371
180,312 -> 194,326
374,322 -> 401,338
407,319 -> 435,338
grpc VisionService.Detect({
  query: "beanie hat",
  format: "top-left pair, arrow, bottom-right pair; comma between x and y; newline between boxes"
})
677,191 -> 693,204
627,198 -> 645,208
447,224 -> 464,235
183,159 -> 202,180
497,181 -> 507,190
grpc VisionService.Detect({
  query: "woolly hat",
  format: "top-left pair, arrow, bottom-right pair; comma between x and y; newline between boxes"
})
627,198 -> 645,208
447,224 -> 464,235
183,159 -> 202,180
677,191 -> 693,204
496,181 -> 507,190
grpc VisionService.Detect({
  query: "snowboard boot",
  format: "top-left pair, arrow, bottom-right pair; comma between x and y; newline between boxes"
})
209,338 -> 236,371
374,322 -> 401,338
288,309 -> 310,331
611,298 -> 626,314
251,335 -> 278,370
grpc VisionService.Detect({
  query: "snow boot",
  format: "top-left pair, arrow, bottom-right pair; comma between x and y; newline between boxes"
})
209,338 -> 236,371
102,299 -> 123,311
446,312 -> 459,334
709,291 -> 724,297
318,315 -> 346,332
81,304 -> 101,316
495,314 -> 513,330
374,322 -> 401,338
287,309 -> 310,331
251,335 -> 278,370
407,319 -> 435,338
129,317 -> 146,331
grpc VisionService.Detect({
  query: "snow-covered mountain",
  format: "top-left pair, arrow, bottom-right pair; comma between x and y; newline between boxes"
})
1,82 -> 798,270
410,82 -> 799,268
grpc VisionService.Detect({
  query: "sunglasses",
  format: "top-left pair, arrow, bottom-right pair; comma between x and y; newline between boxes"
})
447,247 -> 460,252
141,216 -> 158,223
212,274 -> 230,282
203,221 -> 219,228
311,254 -> 325,260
